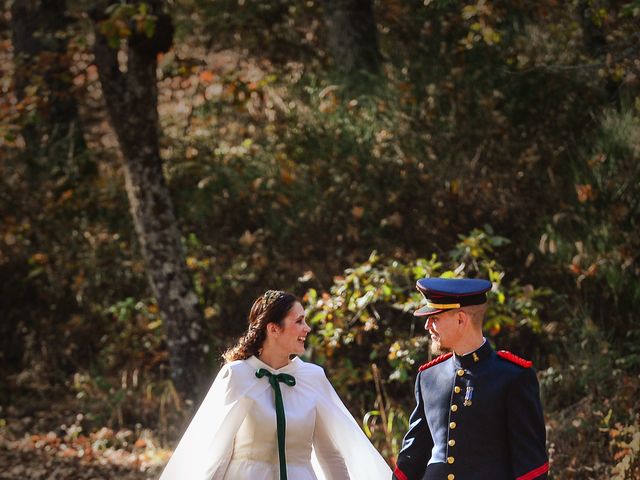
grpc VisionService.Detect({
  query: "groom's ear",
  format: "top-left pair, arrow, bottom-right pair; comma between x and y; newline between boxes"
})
457,309 -> 469,327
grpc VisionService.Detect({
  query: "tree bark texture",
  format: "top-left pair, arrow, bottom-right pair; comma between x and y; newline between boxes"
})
92,1 -> 207,401
323,0 -> 381,75
11,0 -> 85,167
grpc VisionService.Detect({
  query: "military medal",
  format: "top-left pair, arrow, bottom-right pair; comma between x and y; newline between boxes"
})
464,386 -> 474,406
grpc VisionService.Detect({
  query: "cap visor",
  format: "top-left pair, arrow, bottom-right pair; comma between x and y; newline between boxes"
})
414,306 -> 446,317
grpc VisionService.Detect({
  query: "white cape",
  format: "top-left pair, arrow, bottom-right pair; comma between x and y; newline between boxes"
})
159,356 -> 392,480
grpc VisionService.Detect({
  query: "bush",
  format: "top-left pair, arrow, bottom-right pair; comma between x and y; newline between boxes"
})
303,227 -> 551,459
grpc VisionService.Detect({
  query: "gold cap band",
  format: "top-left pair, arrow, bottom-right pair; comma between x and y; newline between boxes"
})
426,301 -> 461,309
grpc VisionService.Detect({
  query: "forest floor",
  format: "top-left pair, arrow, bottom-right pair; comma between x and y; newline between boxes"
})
0,425 -> 164,479
0,393 -> 165,479
0,447 -> 157,480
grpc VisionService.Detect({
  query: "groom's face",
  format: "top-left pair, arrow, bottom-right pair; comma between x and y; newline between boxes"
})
425,309 -> 461,354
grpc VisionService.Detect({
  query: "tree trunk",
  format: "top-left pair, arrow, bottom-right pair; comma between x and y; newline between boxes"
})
323,0 -> 381,75
11,0 -> 86,171
577,0 -> 620,107
92,1 -> 207,401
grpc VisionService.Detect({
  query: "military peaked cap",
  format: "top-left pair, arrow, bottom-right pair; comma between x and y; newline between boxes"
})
414,277 -> 492,317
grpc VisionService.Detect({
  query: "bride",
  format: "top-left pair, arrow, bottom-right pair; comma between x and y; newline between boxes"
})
159,290 -> 392,480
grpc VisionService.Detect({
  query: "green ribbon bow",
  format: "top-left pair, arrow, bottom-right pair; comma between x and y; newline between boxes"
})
255,368 -> 297,480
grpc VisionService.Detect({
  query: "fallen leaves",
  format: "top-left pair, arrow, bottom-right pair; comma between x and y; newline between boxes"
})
0,424 -> 169,475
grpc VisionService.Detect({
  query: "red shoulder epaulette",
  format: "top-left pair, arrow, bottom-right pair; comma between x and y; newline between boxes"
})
497,350 -> 532,368
418,352 -> 453,372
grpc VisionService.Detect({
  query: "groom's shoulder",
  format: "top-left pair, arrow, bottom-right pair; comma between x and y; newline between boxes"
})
418,352 -> 453,372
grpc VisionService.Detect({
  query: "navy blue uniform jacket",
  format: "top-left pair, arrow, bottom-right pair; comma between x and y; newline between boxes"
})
393,342 -> 548,480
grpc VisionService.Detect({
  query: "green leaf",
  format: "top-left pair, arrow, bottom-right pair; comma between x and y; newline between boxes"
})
144,17 -> 156,38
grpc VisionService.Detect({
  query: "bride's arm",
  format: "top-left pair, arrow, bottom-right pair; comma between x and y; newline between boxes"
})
307,363 -> 392,480
159,363 -> 249,480
313,406 -> 351,480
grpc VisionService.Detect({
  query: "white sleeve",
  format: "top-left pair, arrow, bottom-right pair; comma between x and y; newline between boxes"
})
313,404 -> 350,479
159,364 -> 253,480
307,367 -> 392,480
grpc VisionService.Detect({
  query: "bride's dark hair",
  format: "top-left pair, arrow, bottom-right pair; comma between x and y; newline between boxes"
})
223,290 -> 298,363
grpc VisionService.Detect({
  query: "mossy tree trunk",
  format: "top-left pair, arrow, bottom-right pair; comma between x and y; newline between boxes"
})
323,0 -> 381,76
92,0 -> 207,402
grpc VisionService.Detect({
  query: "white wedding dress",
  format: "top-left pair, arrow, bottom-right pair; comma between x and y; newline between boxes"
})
159,356 -> 392,480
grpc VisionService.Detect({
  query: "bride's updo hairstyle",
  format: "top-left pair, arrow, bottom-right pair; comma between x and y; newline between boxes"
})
223,290 -> 298,362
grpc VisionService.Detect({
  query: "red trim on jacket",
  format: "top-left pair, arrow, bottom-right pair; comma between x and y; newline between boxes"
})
497,350 -> 533,368
393,466 -> 409,480
418,352 -> 453,372
516,462 -> 549,480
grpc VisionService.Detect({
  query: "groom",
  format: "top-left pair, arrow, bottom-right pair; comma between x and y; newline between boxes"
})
392,277 -> 548,480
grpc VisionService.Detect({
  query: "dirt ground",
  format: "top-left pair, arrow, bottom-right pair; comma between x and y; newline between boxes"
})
0,446 -> 159,480
0,396 -> 166,480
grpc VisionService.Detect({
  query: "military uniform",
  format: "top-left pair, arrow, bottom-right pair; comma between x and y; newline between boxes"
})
393,278 -> 548,480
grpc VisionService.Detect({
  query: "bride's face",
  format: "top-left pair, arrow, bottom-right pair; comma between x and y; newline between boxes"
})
272,302 -> 310,356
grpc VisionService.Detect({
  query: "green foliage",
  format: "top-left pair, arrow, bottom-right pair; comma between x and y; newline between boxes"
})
72,369 -> 183,439
1,0 -> 639,475
543,363 -> 640,479
540,108 -> 640,347
303,227 -> 551,425
100,2 -> 158,48
103,298 -> 165,370
176,0 -> 323,63
362,363 -> 410,461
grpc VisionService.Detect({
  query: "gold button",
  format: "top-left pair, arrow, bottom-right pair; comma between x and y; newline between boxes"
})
447,456 -> 455,464
448,439 -> 456,447
457,369 -> 465,376
454,386 -> 461,393
451,404 -> 458,412
449,421 -> 457,429
448,475 -> 455,480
